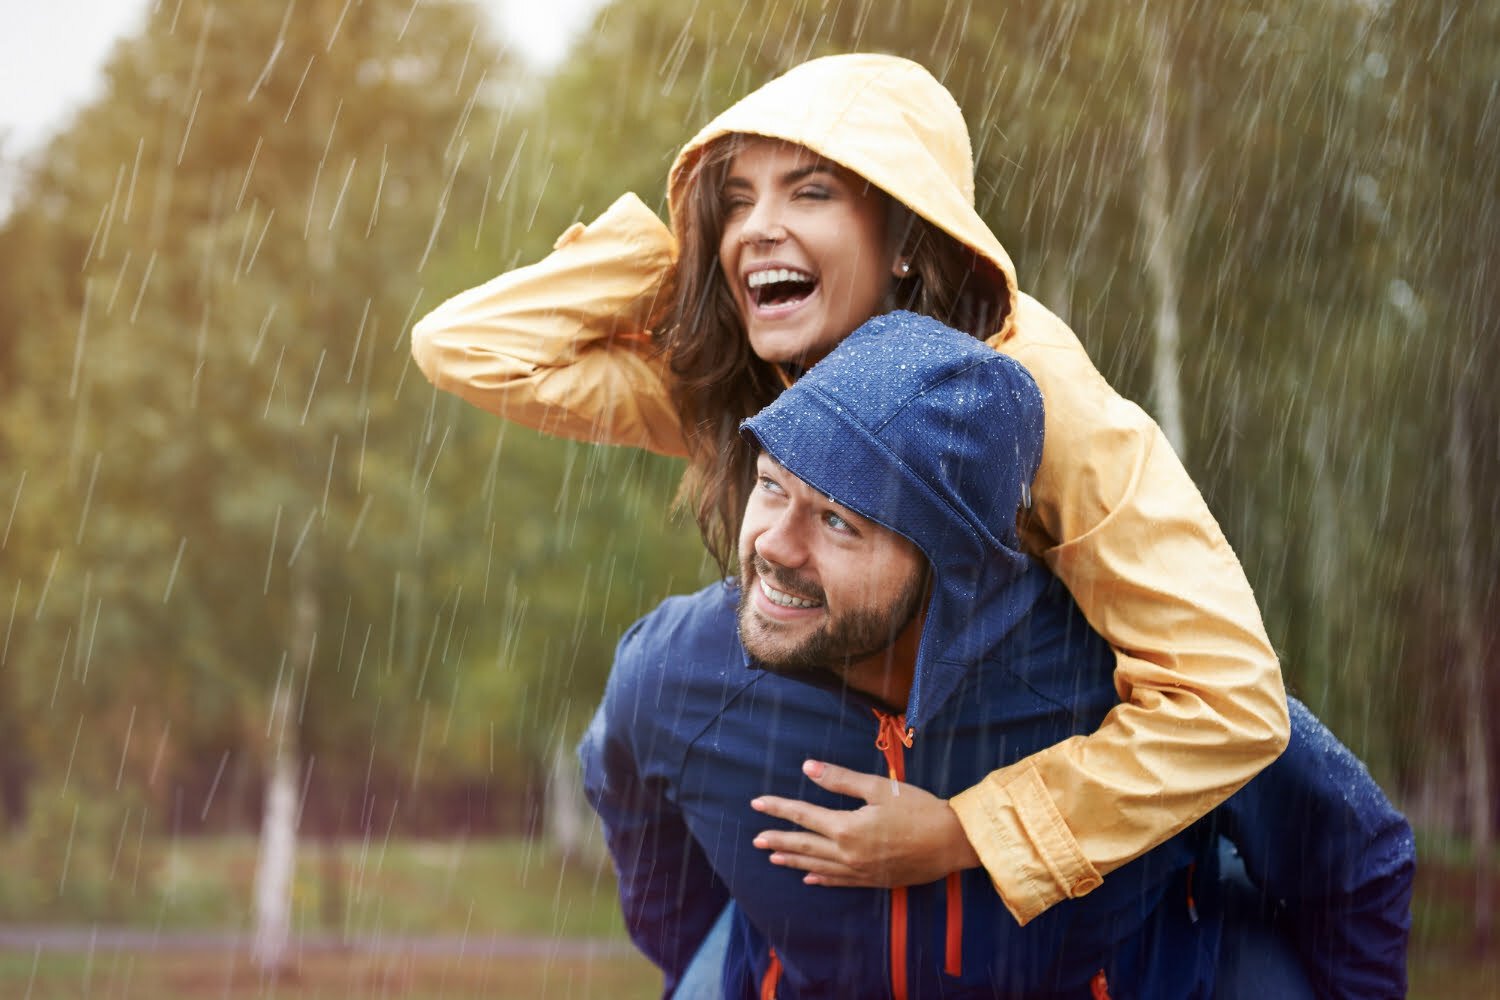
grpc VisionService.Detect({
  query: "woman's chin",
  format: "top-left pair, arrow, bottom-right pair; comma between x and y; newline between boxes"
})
747,323 -> 846,368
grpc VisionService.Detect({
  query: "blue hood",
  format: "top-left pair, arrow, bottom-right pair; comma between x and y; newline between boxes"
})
741,311 -> 1047,732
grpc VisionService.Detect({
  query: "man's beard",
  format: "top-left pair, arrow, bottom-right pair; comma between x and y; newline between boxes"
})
736,554 -> 927,676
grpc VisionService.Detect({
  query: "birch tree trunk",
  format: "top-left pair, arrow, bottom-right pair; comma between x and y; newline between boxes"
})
1449,377 -> 1494,949
253,572 -> 316,975
546,734 -> 585,861
1139,24 -> 1192,459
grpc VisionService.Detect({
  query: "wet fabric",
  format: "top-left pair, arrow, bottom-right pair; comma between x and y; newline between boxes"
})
580,315 -> 1411,999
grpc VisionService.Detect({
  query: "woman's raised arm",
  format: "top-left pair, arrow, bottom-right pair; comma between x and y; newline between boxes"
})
411,193 -> 688,457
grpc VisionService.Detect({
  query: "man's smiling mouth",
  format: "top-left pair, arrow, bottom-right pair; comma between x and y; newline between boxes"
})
759,577 -> 822,609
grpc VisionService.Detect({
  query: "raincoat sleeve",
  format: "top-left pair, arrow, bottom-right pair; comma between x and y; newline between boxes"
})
950,294 -> 1290,925
1214,698 -> 1413,1000
410,193 -> 688,457
578,623 -> 729,994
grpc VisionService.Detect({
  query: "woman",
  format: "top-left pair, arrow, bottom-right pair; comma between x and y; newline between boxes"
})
411,53 -> 1288,928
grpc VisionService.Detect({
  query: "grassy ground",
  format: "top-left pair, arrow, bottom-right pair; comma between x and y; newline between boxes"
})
2,833 -> 1497,997
1407,838 -> 1500,998
0,949 -> 661,999
1,833 -> 630,940
1,834 -> 663,998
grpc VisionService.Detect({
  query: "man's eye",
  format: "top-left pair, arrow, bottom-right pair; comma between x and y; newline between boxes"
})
758,475 -> 784,495
823,511 -> 853,533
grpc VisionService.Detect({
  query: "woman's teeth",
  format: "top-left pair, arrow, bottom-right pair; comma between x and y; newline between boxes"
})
747,268 -> 814,289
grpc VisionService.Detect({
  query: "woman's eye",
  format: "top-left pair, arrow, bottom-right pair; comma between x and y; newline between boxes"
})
795,185 -> 831,201
722,195 -> 753,214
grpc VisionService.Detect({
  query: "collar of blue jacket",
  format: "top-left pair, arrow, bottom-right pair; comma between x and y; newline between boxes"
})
740,311 -> 1046,732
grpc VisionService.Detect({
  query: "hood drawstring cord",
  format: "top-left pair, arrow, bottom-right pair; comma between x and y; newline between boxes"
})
873,712 -> 914,769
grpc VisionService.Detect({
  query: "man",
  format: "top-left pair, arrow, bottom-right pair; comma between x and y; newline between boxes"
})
580,312 -> 1412,999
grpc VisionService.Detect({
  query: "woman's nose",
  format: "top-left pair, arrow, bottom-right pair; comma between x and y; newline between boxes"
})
740,199 -> 787,245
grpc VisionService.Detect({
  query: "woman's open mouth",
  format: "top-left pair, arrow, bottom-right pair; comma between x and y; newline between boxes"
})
747,267 -> 818,311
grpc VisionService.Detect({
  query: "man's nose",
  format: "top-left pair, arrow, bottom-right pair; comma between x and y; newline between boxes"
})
754,510 -> 808,569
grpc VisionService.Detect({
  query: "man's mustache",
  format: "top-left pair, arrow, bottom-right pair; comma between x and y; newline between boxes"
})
747,555 -> 827,605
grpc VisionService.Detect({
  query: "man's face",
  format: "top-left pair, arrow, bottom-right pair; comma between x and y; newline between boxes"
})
737,452 -> 927,675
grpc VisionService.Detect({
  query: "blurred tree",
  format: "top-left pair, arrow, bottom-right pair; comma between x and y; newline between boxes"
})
0,0 -> 712,869
0,0 -> 533,958
1359,0 -> 1500,947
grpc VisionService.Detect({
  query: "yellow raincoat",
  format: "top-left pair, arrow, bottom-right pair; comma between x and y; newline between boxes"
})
411,54 -> 1289,926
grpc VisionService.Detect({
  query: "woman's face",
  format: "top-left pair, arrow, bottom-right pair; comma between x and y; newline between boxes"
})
717,138 -> 895,367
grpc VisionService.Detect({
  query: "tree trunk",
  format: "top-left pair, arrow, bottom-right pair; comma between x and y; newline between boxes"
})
253,571 -> 316,975
252,679 -> 299,974
1449,378 -> 1494,950
1302,409 -> 1341,708
546,734 -> 586,862
1139,24 -> 1191,459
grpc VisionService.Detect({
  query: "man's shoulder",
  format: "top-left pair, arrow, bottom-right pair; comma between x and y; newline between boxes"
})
603,582 -> 750,750
614,581 -> 743,682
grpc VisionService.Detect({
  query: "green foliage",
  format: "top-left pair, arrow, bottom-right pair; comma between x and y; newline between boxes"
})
0,0 -> 530,827
1,790 -> 158,922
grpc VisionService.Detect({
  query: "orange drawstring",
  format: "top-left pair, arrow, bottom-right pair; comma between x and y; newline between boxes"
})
1090,969 -> 1112,999
873,711 -> 914,774
759,947 -> 782,1000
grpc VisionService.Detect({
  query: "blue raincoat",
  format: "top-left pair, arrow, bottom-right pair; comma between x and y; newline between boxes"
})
580,313 -> 1411,999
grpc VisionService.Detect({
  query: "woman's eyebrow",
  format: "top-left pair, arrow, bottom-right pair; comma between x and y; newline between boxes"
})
722,164 -> 840,190
780,164 -> 839,184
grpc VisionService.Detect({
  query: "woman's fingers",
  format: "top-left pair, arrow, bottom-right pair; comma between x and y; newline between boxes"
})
801,759 -> 892,802
753,827 -> 839,862
766,849 -> 882,888
750,794 -> 841,837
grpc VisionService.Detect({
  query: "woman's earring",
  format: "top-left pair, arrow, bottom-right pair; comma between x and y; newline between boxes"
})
897,260 -> 912,276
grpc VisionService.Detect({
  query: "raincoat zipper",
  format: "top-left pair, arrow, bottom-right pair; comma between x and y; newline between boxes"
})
873,710 -> 965,995
874,711 -> 912,1000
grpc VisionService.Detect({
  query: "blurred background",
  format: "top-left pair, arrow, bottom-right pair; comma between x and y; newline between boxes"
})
0,0 -> 1494,996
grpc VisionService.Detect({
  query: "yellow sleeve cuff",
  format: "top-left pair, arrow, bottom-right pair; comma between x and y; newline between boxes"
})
949,756 -> 1102,926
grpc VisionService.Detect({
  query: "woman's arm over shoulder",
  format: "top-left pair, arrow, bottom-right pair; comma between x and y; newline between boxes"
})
411,193 -> 689,457
951,292 -> 1290,926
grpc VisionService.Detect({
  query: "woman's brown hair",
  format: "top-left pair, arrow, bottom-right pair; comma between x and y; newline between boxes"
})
659,135 -> 1010,574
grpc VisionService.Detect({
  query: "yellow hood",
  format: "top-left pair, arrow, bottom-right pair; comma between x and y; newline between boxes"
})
667,53 -> 1018,340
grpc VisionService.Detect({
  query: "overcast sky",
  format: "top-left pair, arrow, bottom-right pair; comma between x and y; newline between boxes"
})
0,0 -> 602,160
